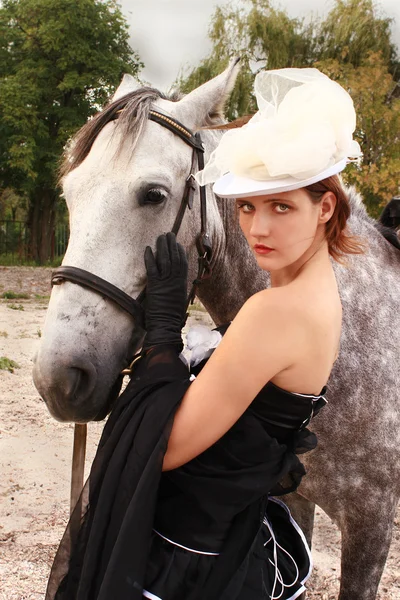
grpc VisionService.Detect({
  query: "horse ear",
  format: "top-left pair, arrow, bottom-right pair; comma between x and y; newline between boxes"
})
112,74 -> 141,102
176,58 -> 241,129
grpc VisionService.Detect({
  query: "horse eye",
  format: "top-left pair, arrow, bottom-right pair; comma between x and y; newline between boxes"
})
143,189 -> 167,205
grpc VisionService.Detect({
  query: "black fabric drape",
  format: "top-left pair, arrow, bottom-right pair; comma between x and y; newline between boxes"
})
47,347 -> 189,600
46,345 -> 315,600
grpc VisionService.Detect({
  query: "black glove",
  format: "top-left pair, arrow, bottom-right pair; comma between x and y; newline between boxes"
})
143,232 -> 188,352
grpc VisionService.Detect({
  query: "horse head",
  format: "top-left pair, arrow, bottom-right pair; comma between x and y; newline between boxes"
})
33,61 -> 240,423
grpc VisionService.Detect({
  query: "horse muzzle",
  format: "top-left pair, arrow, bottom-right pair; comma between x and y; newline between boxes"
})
33,352 -> 103,422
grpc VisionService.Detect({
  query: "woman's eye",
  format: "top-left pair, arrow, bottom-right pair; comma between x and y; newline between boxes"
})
143,189 -> 167,205
275,203 -> 290,213
237,203 -> 254,213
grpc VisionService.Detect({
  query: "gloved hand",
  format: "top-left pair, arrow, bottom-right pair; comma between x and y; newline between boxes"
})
143,232 -> 188,352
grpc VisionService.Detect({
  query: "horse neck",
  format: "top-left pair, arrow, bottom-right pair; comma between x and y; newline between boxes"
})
196,195 -> 270,325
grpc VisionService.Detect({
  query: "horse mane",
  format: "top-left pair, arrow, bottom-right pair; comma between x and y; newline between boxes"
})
60,87 -> 181,178
344,184 -> 372,223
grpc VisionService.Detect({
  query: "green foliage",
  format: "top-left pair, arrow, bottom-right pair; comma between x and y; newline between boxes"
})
180,0 -> 398,117
0,253 -> 63,266
317,53 -> 400,217
0,254 -> 36,265
179,0 -> 400,216
8,303 -> 24,310
1,290 -> 29,299
0,356 -> 20,372
0,0 -> 143,262
0,0 -> 141,190
0,188 -> 26,220
179,0 -> 318,119
317,0 -> 396,69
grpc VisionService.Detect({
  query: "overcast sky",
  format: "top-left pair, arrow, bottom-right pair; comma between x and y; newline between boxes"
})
119,0 -> 400,90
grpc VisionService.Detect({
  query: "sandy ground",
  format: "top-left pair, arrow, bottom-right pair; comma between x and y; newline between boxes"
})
0,266 -> 399,600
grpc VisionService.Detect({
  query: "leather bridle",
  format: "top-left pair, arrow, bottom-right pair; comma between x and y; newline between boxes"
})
51,109 -> 212,341
51,109 -> 214,520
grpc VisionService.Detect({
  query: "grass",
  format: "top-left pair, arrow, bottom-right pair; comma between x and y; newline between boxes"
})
8,303 -> 24,311
18,330 -> 30,339
0,254 -> 63,267
34,294 -> 50,301
0,256 -> 39,267
1,291 -> 30,299
0,357 -> 20,373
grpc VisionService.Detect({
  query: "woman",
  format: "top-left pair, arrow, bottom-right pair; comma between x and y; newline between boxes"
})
47,68 -> 364,600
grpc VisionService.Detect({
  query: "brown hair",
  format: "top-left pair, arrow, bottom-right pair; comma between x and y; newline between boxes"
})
305,175 -> 366,263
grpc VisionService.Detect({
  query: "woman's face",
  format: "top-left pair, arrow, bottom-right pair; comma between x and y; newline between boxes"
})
237,188 -> 325,272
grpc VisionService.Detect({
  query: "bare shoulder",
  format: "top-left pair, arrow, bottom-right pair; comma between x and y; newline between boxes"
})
235,287 -> 310,335
229,282 -> 340,362
249,279 -> 341,326
221,287 -> 304,372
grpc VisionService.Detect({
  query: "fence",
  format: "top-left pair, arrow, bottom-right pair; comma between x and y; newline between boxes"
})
0,220 -> 69,263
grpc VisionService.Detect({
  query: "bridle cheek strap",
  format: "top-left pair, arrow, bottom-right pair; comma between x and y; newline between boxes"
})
51,109 -> 213,520
51,109 -> 213,331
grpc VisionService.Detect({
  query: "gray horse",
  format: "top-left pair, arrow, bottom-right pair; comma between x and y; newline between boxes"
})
33,61 -> 400,599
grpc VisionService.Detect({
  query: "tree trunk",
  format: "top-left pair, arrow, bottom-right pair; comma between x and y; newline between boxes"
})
28,188 -> 57,264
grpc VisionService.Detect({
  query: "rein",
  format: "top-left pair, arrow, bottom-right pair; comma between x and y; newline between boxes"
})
51,109 -> 213,517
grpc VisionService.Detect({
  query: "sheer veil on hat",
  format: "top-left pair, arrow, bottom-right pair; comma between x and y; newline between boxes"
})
195,68 -> 362,198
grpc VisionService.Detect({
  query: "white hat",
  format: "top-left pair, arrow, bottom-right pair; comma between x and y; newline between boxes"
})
196,68 -> 361,198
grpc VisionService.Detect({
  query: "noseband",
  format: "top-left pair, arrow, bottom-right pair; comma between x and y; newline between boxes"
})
51,109 -> 212,335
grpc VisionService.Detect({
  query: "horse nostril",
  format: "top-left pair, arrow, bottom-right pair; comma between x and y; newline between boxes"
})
33,357 -> 99,422
67,363 -> 97,407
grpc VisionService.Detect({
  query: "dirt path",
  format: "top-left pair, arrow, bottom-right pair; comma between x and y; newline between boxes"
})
0,267 -> 399,599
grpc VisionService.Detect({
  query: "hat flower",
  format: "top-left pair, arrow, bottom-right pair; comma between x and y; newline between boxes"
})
196,68 -> 362,198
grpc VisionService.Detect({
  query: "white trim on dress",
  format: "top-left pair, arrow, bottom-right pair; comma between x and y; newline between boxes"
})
144,501 -> 312,600
269,498 -> 313,586
153,528 -> 220,556
143,589 -> 163,600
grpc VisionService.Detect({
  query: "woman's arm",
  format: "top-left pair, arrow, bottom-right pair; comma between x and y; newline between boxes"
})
139,233 -> 306,472
163,289 -> 303,471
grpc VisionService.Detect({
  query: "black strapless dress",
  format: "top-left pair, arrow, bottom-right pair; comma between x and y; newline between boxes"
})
46,345 -> 326,600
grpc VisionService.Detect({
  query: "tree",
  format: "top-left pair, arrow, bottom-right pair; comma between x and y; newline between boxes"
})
316,0 -> 397,71
0,0 -> 142,263
0,188 -> 26,221
179,0 -> 317,119
179,0 -> 400,216
317,53 -> 400,218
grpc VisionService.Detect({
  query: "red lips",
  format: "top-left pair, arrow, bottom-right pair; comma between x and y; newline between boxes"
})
254,244 -> 274,255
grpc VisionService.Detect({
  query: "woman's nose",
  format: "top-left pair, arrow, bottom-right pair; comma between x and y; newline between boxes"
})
250,211 -> 271,238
